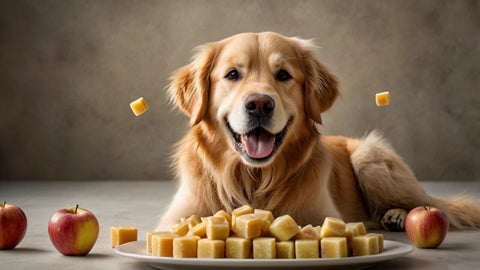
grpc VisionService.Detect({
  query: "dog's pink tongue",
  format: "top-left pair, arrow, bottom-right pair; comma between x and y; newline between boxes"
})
242,129 -> 275,159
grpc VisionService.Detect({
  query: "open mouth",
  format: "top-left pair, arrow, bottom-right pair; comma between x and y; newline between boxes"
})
226,120 -> 288,163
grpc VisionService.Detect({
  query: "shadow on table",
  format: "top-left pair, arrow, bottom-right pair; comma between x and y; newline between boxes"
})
84,253 -> 115,259
4,248 -> 116,259
116,261 -> 153,270
370,256 -> 431,270
437,241 -> 477,251
1,247 -> 50,254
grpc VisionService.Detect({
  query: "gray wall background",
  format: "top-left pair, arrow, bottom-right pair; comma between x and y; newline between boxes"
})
0,0 -> 478,181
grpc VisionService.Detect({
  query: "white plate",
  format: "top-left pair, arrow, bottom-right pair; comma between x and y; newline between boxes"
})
115,240 -> 413,270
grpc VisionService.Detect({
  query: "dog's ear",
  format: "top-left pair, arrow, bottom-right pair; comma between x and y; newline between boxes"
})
294,38 -> 339,125
168,43 -> 218,126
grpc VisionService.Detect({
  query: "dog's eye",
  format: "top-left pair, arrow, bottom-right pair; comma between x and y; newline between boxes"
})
275,70 -> 292,81
225,69 -> 241,81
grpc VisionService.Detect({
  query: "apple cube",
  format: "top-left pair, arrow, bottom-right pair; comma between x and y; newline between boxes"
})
269,215 -> 300,241
254,209 -> 275,236
152,234 -> 175,257
276,241 -> 295,259
294,224 -> 321,240
345,222 -> 366,247
214,210 -> 232,229
226,237 -> 251,259
232,205 -> 254,230
110,226 -> 137,248
295,239 -> 319,258
352,235 -> 379,256
188,222 -> 207,238
232,214 -> 262,239
146,231 -> 176,254
173,236 -> 201,258
206,216 -> 230,240
130,97 -> 149,116
375,91 -> 391,106
367,233 -> 384,252
197,239 -> 225,258
253,237 -> 276,259
170,221 -> 189,236
321,237 -> 348,258
320,217 -> 345,238
183,215 -> 201,229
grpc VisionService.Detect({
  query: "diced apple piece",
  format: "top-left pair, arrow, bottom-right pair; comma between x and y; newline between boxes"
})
197,239 -> 225,258
232,205 -> 254,230
375,91 -> 391,106
367,233 -> 384,252
226,237 -> 251,259
320,217 -> 345,238
214,210 -> 232,229
254,209 -> 275,236
152,234 -> 175,257
206,216 -> 230,240
276,241 -> 295,259
111,226 -> 137,248
146,231 -> 176,254
321,237 -> 348,258
269,215 -> 300,241
173,235 -> 201,258
352,235 -> 379,256
294,224 -> 321,240
232,214 -> 262,239
295,239 -> 319,258
130,97 -> 149,116
253,237 -> 276,259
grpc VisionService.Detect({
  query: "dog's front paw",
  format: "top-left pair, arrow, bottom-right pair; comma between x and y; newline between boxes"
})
381,208 -> 408,231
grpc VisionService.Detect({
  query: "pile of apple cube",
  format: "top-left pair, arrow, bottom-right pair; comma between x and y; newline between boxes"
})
145,205 -> 383,259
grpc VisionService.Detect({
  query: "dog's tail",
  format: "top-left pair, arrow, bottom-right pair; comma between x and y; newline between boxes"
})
348,131 -> 480,230
429,195 -> 480,229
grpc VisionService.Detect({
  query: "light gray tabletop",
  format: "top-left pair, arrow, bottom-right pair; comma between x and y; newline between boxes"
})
1,180 -> 479,270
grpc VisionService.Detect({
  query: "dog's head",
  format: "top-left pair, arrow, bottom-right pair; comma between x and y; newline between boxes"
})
169,32 -> 338,166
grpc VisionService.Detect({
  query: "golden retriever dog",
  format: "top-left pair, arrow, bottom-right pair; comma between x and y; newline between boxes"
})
157,32 -> 480,231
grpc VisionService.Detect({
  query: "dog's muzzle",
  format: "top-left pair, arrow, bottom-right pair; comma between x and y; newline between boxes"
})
226,94 -> 288,163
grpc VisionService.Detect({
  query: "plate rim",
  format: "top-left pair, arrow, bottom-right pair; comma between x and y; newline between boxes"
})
115,239 -> 413,268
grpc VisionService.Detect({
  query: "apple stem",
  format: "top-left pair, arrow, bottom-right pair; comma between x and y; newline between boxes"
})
2,201 -> 5,208
75,204 -> 79,214
424,206 -> 430,211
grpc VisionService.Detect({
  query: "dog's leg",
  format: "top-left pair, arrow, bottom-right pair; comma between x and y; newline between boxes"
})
155,183 -> 208,231
348,132 -> 428,229
381,208 -> 408,231
348,131 -> 480,230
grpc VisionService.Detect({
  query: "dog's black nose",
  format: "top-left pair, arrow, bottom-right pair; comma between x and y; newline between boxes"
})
244,94 -> 275,118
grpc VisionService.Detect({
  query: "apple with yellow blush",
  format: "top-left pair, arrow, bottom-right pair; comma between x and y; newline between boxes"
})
405,206 -> 449,248
48,205 -> 99,256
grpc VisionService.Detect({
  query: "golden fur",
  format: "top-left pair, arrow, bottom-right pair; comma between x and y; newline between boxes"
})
158,32 -> 480,230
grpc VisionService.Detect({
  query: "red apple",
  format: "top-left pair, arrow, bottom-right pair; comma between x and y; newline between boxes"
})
0,201 -> 28,249
48,205 -> 99,256
405,206 -> 449,248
